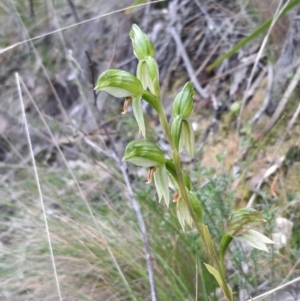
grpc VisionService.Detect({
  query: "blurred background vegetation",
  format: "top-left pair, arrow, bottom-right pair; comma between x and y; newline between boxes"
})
0,0 -> 300,300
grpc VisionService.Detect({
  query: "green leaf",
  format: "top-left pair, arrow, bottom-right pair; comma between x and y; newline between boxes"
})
129,24 -> 155,60
132,97 -> 146,138
123,140 -> 166,168
179,119 -> 194,157
208,0 -> 300,70
171,115 -> 183,150
204,263 -> 233,301
172,82 -> 194,118
95,69 -> 144,98
154,165 -> 170,207
227,208 -> 266,236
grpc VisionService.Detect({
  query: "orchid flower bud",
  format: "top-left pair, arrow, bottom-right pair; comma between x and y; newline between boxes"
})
227,208 -> 266,236
221,208 -> 275,254
172,82 -> 194,118
129,24 -> 155,60
171,115 -> 183,151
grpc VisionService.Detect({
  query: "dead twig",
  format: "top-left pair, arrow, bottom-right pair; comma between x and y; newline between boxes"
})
67,0 -> 80,23
272,100 -> 300,159
0,0 -> 166,54
247,276 -> 300,301
18,75 -> 135,299
250,63 -> 273,125
29,0 -> 35,18
85,51 -> 99,106
270,173 -> 279,197
246,156 -> 285,208
200,118 -> 218,145
257,63 -> 300,142
237,0 -> 287,134
16,73 -> 63,301
170,26 -> 208,99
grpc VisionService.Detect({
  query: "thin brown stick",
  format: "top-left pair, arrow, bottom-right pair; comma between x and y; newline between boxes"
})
237,0 -> 287,134
257,63 -> 300,142
0,0 -> 166,54
248,276 -> 300,300
85,51 -> 99,106
29,0 -> 35,18
170,27 -> 208,99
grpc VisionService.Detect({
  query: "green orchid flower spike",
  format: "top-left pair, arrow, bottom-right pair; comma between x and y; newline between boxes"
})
95,23 -> 276,301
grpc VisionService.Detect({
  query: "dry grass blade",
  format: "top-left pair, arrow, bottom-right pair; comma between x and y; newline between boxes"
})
237,0 -> 290,134
15,72 -> 63,301
261,63 -> 300,141
83,134 -> 158,301
0,0 -> 166,55
18,75 -> 136,301
248,275 -> 300,300
170,27 -> 208,99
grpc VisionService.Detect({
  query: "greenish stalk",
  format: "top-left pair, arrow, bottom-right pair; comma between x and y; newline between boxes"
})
219,234 -> 233,276
142,90 -> 160,114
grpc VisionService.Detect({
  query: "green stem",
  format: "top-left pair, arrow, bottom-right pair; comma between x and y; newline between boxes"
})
142,90 -> 160,114
219,233 -> 233,276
